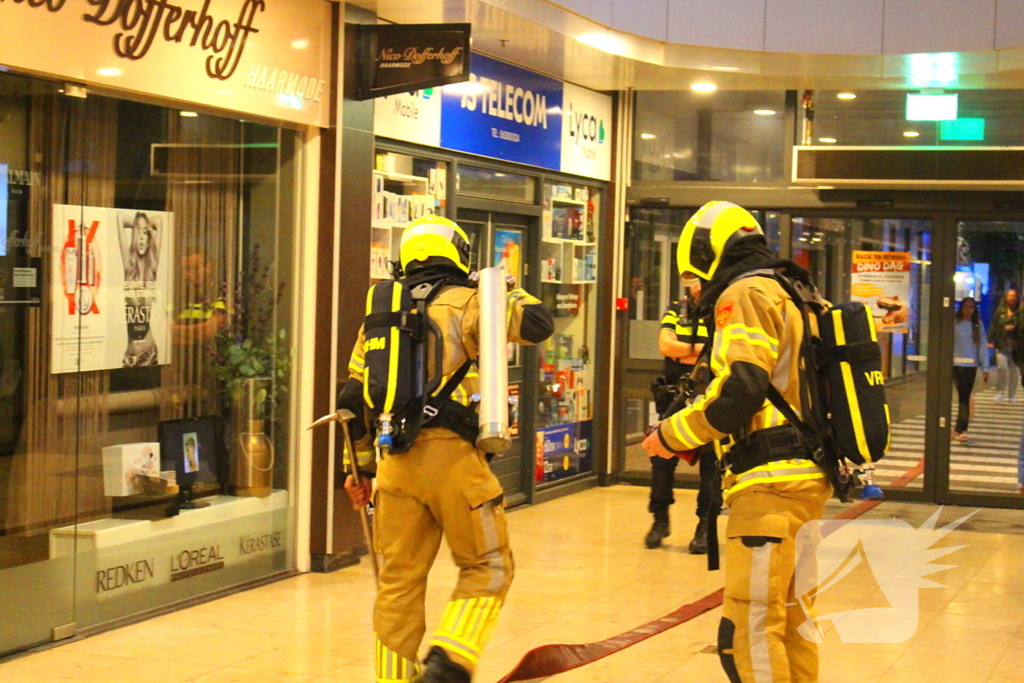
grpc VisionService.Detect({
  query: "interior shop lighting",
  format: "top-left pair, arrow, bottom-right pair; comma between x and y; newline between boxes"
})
640,133 -> 656,140
97,68 -> 122,77
179,111 -> 199,117
711,66 -> 740,71
753,109 -> 776,116
819,137 -> 838,143
837,92 -> 857,100
291,39 -> 310,50
906,93 -> 958,121
443,81 -> 487,96
903,130 -> 920,138
691,82 -> 717,93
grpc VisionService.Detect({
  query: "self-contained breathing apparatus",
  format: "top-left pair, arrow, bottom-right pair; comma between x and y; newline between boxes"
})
718,271 -> 891,503
361,267 -> 480,455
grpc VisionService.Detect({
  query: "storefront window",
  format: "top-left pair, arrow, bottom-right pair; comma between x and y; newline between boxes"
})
457,165 -> 535,204
633,91 -> 787,182
371,151 -> 448,279
808,89 -> 1024,147
0,70 -> 300,648
534,181 -> 601,485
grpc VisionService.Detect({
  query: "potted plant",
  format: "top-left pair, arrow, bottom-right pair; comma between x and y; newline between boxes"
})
209,251 -> 290,497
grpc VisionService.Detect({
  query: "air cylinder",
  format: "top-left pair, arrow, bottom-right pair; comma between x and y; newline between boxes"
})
476,266 -> 511,454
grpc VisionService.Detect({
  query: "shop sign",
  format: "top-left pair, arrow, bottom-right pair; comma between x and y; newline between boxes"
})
95,559 -> 155,594
851,251 -> 911,333
170,544 -> 225,581
355,23 -> 470,101
375,52 -> 612,181
559,83 -> 612,181
0,0 -> 331,127
534,420 -> 592,483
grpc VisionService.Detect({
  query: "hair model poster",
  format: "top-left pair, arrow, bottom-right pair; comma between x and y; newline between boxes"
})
51,205 -> 175,373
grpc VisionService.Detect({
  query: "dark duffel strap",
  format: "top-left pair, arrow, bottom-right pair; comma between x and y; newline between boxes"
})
364,311 -> 403,329
727,425 -> 807,475
815,341 -> 881,367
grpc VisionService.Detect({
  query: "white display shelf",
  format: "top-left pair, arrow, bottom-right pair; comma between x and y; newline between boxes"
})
375,170 -> 429,184
541,278 -> 563,284
551,197 -> 586,206
49,490 -> 289,558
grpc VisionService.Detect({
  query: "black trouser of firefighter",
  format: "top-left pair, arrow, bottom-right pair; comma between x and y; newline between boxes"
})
372,429 -> 513,681
648,444 -> 721,518
717,452 -> 831,683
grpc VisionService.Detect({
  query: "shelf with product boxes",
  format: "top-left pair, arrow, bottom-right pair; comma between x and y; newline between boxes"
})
540,183 -> 599,285
370,168 -> 447,279
537,334 -> 592,428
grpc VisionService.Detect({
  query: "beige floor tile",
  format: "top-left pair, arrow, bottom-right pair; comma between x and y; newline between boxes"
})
273,636 -> 371,660
0,651 -> 133,678
190,667 -> 316,683
0,669 -> 72,683
89,658 -> 220,683
60,635 -> 168,658
177,628 -> 305,651
229,649 -> 353,675
310,659 -> 375,680
143,641 -> 267,667
229,615 -> 338,637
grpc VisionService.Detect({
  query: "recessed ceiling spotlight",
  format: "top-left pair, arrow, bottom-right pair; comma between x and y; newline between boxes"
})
180,111 -> 199,117
837,92 -> 857,100
819,137 -> 838,143
97,68 -> 122,77
753,109 -> 776,116
903,130 -> 920,138
691,82 -> 717,93
640,133 -> 656,140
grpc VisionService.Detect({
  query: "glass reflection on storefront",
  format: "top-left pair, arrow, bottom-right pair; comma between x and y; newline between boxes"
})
0,70 -> 301,653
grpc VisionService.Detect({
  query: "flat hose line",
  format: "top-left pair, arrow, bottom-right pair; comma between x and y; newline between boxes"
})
495,459 -> 926,683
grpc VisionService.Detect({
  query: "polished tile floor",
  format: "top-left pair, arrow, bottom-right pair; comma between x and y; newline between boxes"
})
2,485 -> 1024,683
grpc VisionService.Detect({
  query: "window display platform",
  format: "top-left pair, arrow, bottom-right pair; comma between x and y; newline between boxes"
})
49,491 -> 288,558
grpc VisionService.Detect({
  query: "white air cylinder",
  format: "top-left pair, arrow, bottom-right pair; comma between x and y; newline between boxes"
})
476,266 -> 511,454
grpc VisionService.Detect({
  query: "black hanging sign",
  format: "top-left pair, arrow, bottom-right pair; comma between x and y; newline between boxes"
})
354,23 -> 471,101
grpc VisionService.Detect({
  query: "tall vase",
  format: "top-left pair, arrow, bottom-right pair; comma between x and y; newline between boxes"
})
230,378 -> 274,498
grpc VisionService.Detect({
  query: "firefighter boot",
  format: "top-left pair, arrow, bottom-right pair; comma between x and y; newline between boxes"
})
422,646 -> 471,683
688,518 -> 709,555
645,507 -> 671,549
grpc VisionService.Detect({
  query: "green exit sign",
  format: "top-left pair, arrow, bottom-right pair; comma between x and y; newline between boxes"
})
940,118 -> 985,141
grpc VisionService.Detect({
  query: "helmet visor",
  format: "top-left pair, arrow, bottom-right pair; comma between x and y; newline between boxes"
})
686,225 -> 717,279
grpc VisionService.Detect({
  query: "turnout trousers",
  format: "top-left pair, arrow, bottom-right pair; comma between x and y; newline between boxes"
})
718,477 -> 832,683
372,429 -> 514,681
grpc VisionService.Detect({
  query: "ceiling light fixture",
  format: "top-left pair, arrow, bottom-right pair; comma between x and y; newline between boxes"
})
691,82 -> 717,93
819,137 -> 838,143
640,133 -> 656,140
753,109 -> 776,116
97,68 -> 122,77
291,39 -> 310,50
711,66 -> 739,71
180,111 -> 199,117
903,130 -> 920,138
837,92 -> 857,100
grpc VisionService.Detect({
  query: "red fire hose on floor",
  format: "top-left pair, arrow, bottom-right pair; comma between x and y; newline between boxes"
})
495,461 -> 925,683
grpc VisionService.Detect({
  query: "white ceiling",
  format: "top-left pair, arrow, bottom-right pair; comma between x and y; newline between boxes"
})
347,0 -> 1024,92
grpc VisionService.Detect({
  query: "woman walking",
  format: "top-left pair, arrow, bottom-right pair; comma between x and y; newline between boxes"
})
988,288 -> 1020,402
953,297 -> 989,443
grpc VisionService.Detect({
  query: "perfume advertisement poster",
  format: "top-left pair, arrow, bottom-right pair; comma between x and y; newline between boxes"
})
51,205 -> 174,374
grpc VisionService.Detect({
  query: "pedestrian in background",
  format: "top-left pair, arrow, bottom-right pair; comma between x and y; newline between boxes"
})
988,288 -> 1019,402
953,297 -> 989,443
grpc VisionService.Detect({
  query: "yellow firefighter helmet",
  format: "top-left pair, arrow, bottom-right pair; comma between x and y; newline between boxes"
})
399,216 -> 473,274
676,201 -> 763,281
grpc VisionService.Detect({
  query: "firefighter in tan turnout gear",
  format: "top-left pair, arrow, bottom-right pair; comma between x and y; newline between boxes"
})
340,216 -> 554,683
643,201 -> 833,683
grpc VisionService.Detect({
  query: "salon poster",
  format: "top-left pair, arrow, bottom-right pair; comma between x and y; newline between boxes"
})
851,251 -> 910,333
51,205 -> 174,374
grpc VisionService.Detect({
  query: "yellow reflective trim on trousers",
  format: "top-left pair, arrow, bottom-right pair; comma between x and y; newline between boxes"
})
833,309 -> 872,462
430,635 -> 480,664
727,471 -> 826,495
383,284 -> 403,413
